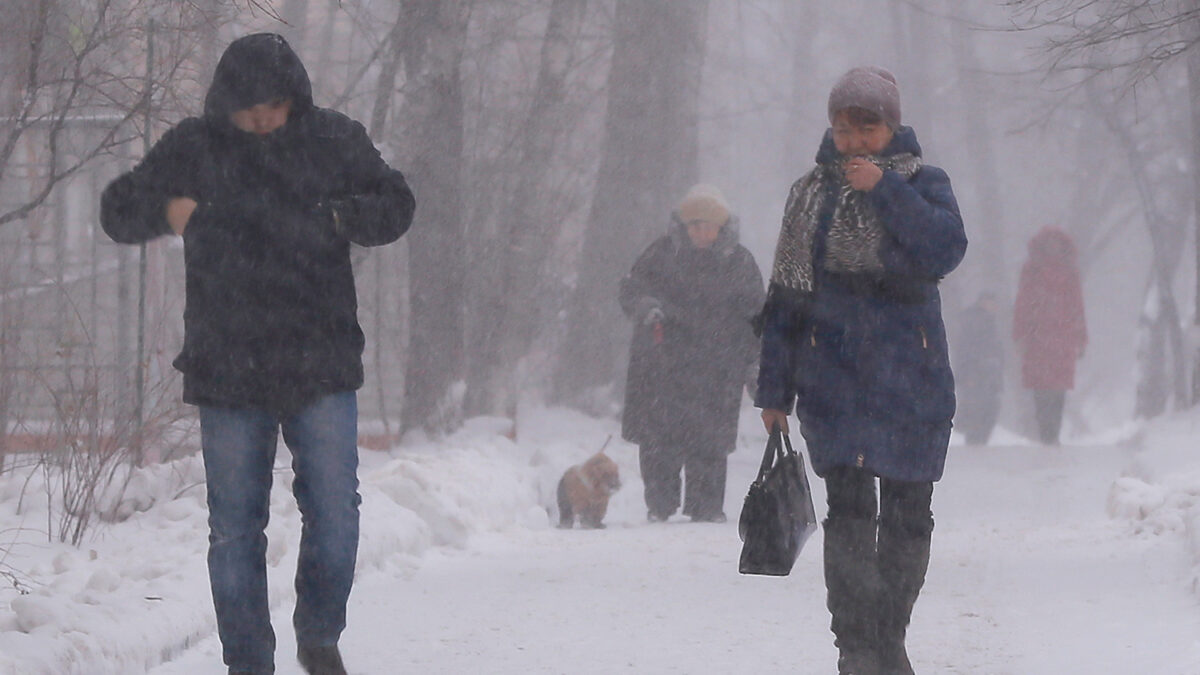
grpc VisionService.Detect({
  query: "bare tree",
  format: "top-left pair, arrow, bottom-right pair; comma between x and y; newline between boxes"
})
890,0 -> 940,147
398,0 -> 471,434
949,3 -> 1007,297
360,5 -> 408,441
1004,0 -> 1200,412
1083,80 -> 1193,416
463,0 -> 591,425
1190,15 -> 1200,404
553,0 -> 709,408
0,0 -> 237,553
1,1 -> 140,227
0,1 -> 226,227
1004,0 -> 1200,86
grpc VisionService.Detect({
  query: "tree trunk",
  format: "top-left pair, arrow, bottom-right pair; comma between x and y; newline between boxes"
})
552,0 -> 708,408
313,0 -> 340,99
889,0 -> 937,149
399,0 -> 469,434
783,3 -> 819,174
1090,85 -> 1190,417
950,4 -> 1006,300
463,0 -> 590,424
359,7 -> 408,437
282,0 -> 310,50
1189,25 -> 1200,406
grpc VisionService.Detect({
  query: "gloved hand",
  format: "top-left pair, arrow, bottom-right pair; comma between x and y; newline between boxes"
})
644,306 -> 665,326
635,297 -> 664,326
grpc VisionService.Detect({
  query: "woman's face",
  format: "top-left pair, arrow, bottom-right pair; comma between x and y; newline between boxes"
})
685,219 -> 723,249
230,98 -> 292,135
831,109 -> 894,157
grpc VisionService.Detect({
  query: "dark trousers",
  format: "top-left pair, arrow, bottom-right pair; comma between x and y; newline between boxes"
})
639,443 -> 727,519
956,396 -> 999,445
1032,389 -> 1066,444
824,467 -> 933,672
825,466 -> 934,533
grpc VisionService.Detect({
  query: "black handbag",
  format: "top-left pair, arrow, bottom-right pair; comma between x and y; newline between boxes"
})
738,426 -> 819,576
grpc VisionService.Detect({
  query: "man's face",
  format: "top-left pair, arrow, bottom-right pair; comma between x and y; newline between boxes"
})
230,98 -> 292,135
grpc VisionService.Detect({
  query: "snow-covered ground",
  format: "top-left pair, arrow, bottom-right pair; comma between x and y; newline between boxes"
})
2,402 -> 1199,674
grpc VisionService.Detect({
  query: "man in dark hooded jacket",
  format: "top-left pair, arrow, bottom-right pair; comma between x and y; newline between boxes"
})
100,33 -> 415,675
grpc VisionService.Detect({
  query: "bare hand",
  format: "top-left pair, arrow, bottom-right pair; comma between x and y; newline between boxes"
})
760,408 -> 789,433
844,157 -> 883,191
166,197 -> 198,236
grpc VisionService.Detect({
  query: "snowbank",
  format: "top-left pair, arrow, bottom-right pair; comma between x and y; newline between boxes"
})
1105,411 -> 1200,596
0,410 -> 601,675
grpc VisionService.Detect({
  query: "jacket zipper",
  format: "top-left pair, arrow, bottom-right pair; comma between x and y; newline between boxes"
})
918,326 -> 928,349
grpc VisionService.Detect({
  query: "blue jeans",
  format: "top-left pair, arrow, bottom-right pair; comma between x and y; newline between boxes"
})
200,392 -> 361,673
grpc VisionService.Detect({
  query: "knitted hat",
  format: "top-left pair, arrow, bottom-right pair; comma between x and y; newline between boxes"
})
827,66 -> 901,128
677,184 -> 730,226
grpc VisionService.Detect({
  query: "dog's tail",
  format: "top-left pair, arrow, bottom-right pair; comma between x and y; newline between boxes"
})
556,474 -> 573,528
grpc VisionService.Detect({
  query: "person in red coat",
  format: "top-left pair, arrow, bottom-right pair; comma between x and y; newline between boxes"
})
1013,226 -> 1087,444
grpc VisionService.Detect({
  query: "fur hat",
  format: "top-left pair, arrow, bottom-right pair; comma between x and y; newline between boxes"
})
827,66 -> 901,128
677,184 -> 730,226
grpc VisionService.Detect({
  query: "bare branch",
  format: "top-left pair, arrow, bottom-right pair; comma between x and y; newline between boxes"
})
1004,0 -> 1200,89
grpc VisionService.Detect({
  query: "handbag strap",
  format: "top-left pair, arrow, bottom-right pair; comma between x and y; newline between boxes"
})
756,424 -> 793,482
780,430 -> 795,455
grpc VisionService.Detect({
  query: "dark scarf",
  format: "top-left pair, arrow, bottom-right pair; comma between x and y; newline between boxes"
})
769,153 -> 921,293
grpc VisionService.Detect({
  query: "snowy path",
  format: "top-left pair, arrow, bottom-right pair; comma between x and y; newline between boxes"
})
914,443 -> 1200,674
150,437 -> 1200,674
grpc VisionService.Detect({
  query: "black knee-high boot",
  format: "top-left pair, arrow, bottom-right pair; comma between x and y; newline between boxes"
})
824,516 -> 882,675
876,480 -> 934,675
877,526 -> 929,674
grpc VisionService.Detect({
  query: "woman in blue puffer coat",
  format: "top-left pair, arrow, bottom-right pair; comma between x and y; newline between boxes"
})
756,67 -> 966,675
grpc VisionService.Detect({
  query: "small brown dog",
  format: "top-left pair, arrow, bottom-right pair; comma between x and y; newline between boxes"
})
557,451 -> 621,529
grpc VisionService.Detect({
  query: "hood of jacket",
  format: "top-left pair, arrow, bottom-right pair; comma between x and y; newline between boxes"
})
814,125 -> 923,165
203,33 -> 314,122
1027,225 -> 1078,267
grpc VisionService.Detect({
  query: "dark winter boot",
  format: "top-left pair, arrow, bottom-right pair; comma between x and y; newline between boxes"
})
876,519 -> 932,675
297,644 -> 347,675
824,517 -> 882,675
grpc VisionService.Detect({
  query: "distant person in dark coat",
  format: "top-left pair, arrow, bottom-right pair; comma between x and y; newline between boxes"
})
1013,226 -> 1086,445
100,33 -> 415,675
952,291 -> 1004,445
620,185 -> 764,524
756,67 -> 966,675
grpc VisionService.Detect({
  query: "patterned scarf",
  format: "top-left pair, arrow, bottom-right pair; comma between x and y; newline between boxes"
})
769,153 -> 921,293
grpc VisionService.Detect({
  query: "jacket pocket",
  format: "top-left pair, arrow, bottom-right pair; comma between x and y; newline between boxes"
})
865,318 -> 955,422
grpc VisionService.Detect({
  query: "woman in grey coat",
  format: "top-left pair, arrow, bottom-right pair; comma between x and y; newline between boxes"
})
621,185 -> 764,523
